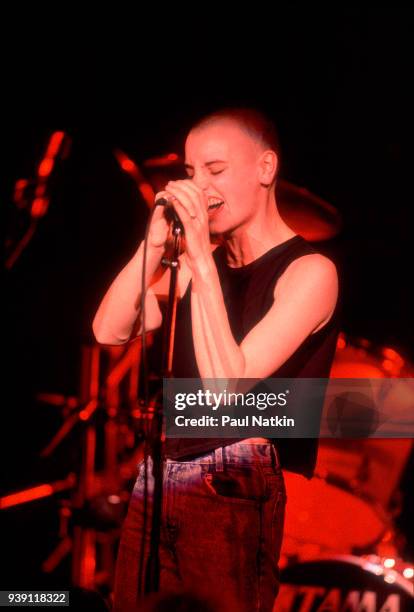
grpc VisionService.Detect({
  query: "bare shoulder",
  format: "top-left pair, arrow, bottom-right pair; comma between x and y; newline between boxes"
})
275,253 -> 338,295
274,253 -> 338,330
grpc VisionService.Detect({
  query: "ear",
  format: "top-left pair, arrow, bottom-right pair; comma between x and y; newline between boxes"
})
258,150 -> 278,187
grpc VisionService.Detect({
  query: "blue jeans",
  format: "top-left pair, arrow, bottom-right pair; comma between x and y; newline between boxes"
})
113,442 -> 286,611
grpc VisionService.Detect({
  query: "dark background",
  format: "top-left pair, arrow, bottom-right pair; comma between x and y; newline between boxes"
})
3,7 -> 413,592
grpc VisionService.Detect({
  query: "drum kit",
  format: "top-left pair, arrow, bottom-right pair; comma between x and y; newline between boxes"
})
280,334 -> 414,609
278,556 -> 414,611
3,148 -> 413,608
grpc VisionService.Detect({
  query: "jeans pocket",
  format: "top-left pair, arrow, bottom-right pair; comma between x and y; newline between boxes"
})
203,465 -> 268,506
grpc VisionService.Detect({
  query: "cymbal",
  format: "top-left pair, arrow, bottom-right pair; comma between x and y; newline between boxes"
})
276,180 -> 342,242
143,154 -> 342,242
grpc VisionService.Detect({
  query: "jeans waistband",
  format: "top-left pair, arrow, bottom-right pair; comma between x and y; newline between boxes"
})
167,442 -> 281,469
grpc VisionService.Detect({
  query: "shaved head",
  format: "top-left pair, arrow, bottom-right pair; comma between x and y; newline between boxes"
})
190,107 -> 281,158
183,109 -> 279,235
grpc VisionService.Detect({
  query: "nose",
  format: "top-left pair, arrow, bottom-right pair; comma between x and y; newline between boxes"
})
191,169 -> 210,191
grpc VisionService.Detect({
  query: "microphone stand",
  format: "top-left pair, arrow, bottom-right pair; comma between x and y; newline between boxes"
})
144,219 -> 182,593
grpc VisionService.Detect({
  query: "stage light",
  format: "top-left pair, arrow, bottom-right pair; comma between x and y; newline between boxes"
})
38,158 -> 54,177
121,159 -> 135,172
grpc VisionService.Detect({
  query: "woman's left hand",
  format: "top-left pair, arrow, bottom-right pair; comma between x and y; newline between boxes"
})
164,180 -> 212,269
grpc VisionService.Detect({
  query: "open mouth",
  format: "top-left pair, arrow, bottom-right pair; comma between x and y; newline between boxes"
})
207,199 -> 224,211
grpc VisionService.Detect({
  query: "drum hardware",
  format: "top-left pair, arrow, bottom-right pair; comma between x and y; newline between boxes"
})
277,555 -> 413,611
1,339 -> 152,592
281,334 -> 413,562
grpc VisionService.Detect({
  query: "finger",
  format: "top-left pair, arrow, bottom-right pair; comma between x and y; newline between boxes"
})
166,194 -> 195,228
168,197 -> 205,239
151,191 -> 172,222
154,190 -> 172,206
173,179 -> 203,198
165,184 -> 199,220
168,181 -> 208,221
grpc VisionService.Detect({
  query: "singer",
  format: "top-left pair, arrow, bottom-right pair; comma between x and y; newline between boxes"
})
93,108 -> 339,611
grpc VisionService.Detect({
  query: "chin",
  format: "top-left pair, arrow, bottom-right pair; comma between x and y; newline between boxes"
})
209,218 -> 237,236
209,227 -> 224,236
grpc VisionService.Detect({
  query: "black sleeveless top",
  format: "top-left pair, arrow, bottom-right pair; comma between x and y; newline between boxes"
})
165,235 -> 340,478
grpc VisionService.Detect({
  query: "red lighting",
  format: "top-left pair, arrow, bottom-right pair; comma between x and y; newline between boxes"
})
383,347 -> 399,360
35,183 -> 47,197
143,153 -> 181,168
121,159 -> 136,173
0,485 -> 53,509
78,399 -> 98,421
139,182 -> 155,207
336,336 -> 346,350
84,554 -> 96,573
38,158 -> 54,177
0,475 -> 75,509
45,131 -> 66,158
382,347 -> 404,369
114,149 -> 138,176
31,197 -> 49,218
13,179 -> 29,208
382,530 -> 393,542
15,178 -> 28,190
382,359 -> 395,373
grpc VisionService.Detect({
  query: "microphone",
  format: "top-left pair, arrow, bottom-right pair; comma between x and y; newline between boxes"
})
154,197 -> 170,207
155,197 -> 184,232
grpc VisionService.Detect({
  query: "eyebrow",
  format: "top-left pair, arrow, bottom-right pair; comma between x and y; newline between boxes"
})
184,160 -> 227,170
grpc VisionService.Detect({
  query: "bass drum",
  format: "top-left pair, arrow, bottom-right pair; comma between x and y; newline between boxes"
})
277,556 -> 414,612
281,334 -> 413,559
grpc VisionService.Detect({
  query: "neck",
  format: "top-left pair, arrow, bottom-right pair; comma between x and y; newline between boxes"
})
223,189 -> 296,268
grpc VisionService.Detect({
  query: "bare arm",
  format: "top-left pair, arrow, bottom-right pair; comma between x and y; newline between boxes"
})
162,179 -> 338,383
191,253 -> 338,380
241,254 -> 338,377
93,198 -> 183,345
92,240 -> 165,345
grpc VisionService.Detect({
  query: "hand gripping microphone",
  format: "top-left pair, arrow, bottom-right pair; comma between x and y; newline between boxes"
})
155,197 -> 184,233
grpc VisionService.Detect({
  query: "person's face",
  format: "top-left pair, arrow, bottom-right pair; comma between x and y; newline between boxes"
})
184,120 -> 265,235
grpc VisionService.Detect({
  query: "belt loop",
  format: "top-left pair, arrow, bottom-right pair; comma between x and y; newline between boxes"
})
271,444 -> 281,469
215,447 -> 224,472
